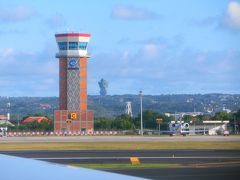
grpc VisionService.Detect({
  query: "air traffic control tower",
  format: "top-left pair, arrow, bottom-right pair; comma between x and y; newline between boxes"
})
54,32 -> 94,133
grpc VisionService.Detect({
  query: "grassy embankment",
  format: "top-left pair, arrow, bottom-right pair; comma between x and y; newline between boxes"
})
0,141 -> 240,151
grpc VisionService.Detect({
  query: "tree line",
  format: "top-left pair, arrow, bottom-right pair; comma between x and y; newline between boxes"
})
1,110 -> 239,132
94,110 -> 240,132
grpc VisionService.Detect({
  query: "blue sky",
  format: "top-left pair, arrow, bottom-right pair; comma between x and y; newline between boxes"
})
0,0 -> 240,96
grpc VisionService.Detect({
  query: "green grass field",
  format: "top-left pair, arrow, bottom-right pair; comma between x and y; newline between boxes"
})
70,163 -> 179,169
0,141 -> 240,151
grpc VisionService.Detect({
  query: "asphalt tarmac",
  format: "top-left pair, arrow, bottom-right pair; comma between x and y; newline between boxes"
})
108,166 -> 240,180
1,150 -> 240,180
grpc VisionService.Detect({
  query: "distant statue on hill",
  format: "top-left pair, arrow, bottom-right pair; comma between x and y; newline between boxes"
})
98,78 -> 108,96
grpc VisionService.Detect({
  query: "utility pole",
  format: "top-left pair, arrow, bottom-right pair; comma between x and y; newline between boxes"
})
234,115 -> 237,134
139,91 -> 143,136
156,118 -> 162,136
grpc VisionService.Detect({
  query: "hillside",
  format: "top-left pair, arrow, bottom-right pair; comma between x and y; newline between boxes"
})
0,94 -> 239,120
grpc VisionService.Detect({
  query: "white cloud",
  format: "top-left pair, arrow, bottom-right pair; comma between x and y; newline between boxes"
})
0,5 -> 34,23
0,46 -> 58,96
89,39 -> 240,94
190,1 -> 240,32
0,48 -> 14,59
141,43 -> 161,59
111,5 -> 160,20
224,1 -> 240,30
1,40 -> 239,96
45,13 -> 66,28
190,16 -> 219,27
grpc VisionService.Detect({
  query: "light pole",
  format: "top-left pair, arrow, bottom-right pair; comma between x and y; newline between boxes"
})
234,115 -> 237,134
139,91 -> 143,136
156,118 -> 162,136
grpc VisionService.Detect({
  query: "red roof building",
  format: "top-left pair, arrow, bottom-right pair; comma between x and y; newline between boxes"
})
0,115 -> 7,120
39,104 -> 52,109
21,116 -> 49,124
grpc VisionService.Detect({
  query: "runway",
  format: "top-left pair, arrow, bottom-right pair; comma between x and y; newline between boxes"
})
108,166 -> 240,180
1,150 -> 240,179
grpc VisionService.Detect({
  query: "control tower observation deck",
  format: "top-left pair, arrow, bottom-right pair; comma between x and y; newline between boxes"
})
54,32 -> 93,133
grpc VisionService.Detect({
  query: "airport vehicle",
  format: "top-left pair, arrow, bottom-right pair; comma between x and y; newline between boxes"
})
223,130 -> 230,136
0,127 -> 7,137
168,121 -> 190,136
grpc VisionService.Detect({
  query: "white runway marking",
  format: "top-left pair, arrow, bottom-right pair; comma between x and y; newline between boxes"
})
33,156 -> 240,160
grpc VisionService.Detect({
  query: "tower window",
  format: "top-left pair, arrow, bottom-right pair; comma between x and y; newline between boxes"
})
58,41 -> 88,50
58,42 -> 67,50
79,42 -> 88,50
69,42 -> 78,50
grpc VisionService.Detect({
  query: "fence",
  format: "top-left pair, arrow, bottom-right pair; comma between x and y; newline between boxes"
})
6,130 -> 120,137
